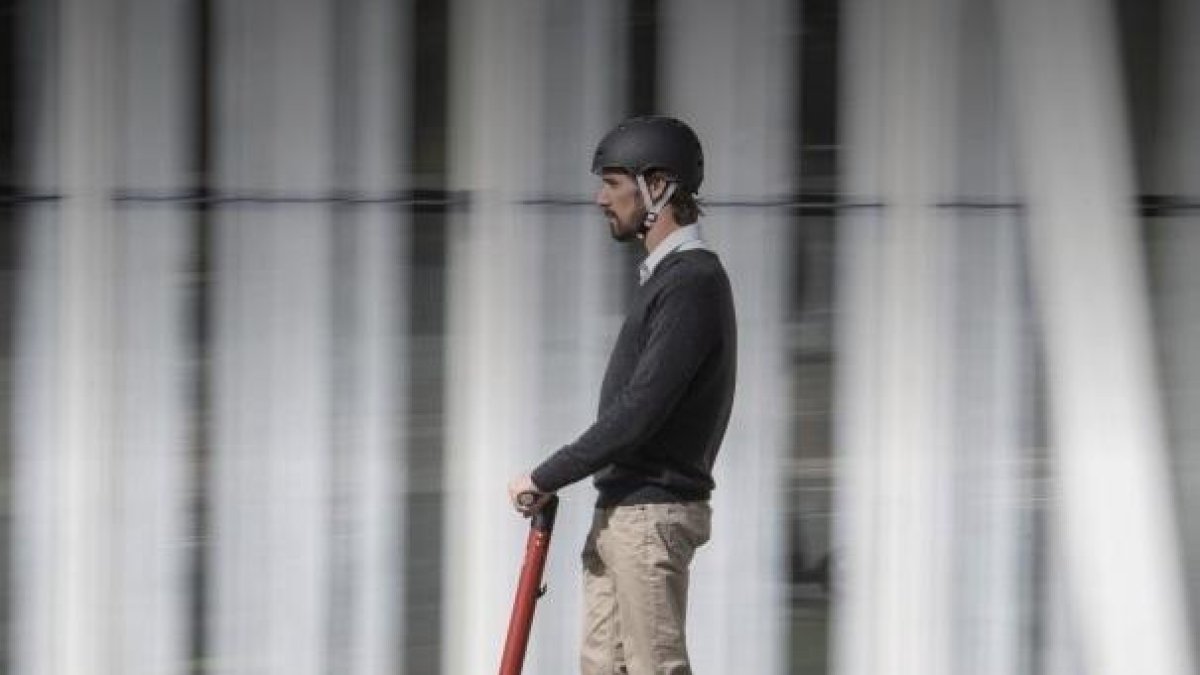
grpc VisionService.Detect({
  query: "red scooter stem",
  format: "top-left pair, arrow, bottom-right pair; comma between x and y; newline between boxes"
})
499,494 -> 559,675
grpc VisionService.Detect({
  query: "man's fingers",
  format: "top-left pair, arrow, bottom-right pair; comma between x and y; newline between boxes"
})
508,474 -> 551,516
513,490 -> 552,517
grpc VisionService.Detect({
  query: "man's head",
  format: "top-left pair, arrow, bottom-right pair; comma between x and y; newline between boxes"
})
591,116 -> 704,241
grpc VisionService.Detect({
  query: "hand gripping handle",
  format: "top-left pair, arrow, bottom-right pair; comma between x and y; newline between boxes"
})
499,495 -> 559,675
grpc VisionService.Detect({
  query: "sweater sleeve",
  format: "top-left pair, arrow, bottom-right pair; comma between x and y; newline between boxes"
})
531,269 -> 721,492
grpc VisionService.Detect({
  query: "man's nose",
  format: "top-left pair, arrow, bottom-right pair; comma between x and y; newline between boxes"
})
595,189 -> 608,207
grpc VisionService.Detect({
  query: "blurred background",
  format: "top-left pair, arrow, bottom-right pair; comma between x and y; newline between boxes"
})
1,0 -> 1198,673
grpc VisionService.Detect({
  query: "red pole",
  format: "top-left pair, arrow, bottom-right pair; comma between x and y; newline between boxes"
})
499,495 -> 559,675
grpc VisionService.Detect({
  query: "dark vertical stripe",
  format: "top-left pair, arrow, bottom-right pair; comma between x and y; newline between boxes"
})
1019,219 -> 1048,675
1114,0 -> 1161,196
790,2 -> 839,673
799,0 -> 839,198
405,0 -> 449,672
0,0 -> 14,188
189,0 -> 213,671
0,0 -> 17,668
411,0 -> 448,191
626,0 -> 658,118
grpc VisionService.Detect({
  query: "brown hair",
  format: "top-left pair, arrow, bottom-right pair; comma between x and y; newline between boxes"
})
646,169 -> 703,225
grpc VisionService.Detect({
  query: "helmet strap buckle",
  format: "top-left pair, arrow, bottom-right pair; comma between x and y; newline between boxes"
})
635,174 -> 678,237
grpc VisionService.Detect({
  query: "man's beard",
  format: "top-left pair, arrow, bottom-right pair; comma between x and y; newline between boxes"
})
607,209 -> 645,242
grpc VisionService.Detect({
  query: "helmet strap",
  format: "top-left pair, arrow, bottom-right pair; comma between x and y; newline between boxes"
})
635,174 -> 678,239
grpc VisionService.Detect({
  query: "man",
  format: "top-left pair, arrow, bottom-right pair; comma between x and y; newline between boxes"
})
508,115 -> 737,675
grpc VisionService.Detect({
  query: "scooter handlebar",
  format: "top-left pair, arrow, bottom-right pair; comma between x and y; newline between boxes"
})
515,491 -> 558,532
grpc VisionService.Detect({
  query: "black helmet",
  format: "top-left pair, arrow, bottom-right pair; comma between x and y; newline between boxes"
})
591,116 -> 704,194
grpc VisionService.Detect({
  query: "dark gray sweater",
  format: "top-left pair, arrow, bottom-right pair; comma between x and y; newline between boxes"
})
531,249 -> 737,508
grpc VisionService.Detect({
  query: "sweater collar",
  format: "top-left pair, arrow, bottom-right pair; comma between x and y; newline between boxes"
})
638,225 -> 708,285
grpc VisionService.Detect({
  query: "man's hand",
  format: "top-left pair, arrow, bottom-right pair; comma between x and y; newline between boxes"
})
508,473 -> 552,517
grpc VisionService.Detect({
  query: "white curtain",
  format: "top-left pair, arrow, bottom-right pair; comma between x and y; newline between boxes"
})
12,1 -> 194,674
835,1 -> 1196,673
209,4 -> 335,672
443,2 -> 622,674
834,2 -> 963,673
110,2 -> 196,673
208,1 -> 409,674
834,1 -> 1035,674
945,3 -> 1028,674
997,0 -> 1195,673
327,2 -> 409,673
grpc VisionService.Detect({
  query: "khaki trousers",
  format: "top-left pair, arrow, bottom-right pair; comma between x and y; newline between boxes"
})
580,502 -> 712,675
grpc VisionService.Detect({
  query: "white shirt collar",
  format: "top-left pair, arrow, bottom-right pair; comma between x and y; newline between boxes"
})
638,225 -> 708,285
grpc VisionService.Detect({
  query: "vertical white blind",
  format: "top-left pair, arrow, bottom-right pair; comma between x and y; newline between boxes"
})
997,0 -> 1196,673
11,0 -> 134,672
443,1 -> 548,673
946,3 -> 1027,674
202,1 -> 416,670
111,3 -> 195,674
327,2 -> 410,674
11,2 -> 70,673
835,1 -> 962,674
